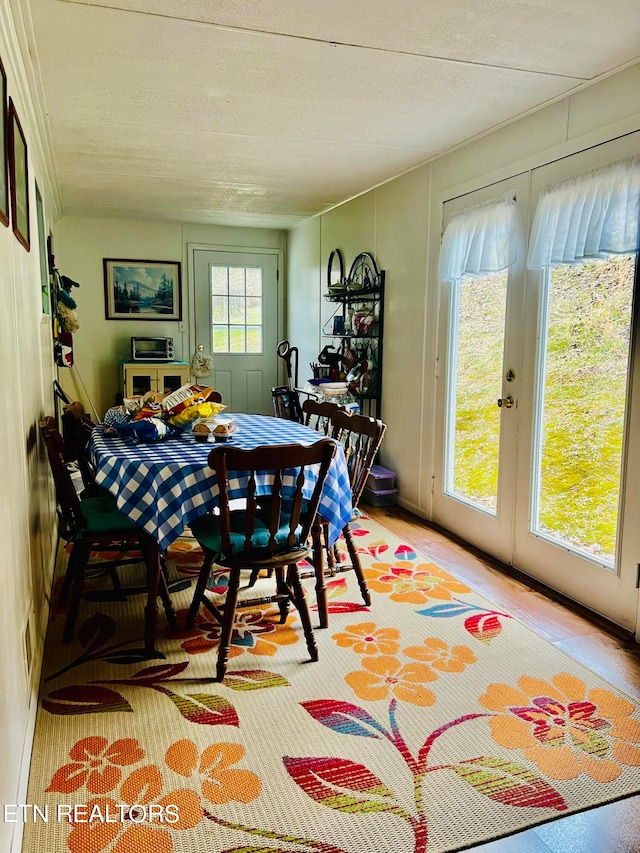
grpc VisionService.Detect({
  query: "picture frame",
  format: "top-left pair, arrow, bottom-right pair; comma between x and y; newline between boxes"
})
103,259 -> 182,320
36,183 -> 50,315
1,57 -> 10,228
8,97 -> 30,250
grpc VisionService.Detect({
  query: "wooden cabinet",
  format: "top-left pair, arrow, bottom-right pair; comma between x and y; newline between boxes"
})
122,362 -> 190,398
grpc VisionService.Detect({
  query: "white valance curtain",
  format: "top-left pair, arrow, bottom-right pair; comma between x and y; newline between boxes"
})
438,195 -> 518,283
528,158 -> 640,268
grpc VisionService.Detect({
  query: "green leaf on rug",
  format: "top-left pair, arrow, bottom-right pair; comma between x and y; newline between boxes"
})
283,756 -> 402,814
300,699 -> 387,738
104,649 -> 162,665
42,685 -> 132,715
77,612 -> 117,653
165,692 -> 240,727
451,757 -> 567,811
224,670 -> 290,690
129,661 -> 189,682
222,848 -> 306,853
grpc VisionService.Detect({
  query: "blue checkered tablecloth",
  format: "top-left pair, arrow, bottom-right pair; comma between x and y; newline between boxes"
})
90,413 -> 352,552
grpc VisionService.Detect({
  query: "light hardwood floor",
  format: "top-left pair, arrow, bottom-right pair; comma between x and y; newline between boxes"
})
365,503 -> 640,853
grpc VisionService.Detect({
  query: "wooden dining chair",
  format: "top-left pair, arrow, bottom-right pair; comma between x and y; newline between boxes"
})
312,409 -> 387,625
39,417 -> 176,645
61,401 -> 103,497
271,386 -> 303,422
185,439 -> 336,682
302,398 -> 345,435
247,398 -> 346,590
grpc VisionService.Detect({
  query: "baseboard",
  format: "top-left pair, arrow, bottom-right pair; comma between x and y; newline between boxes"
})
396,495 -> 427,519
10,535 -> 56,853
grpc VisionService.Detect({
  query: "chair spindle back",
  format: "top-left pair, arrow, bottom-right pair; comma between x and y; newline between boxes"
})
330,410 -> 387,508
207,440 -> 336,559
302,399 -> 345,435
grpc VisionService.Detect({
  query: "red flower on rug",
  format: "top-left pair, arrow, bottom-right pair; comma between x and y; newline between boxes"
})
46,736 -> 145,794
479,673 -> 640,782
345,655 -> 437,707
167,607 -> 298,657
165,739 -> 261,805
364,560 -> 471,604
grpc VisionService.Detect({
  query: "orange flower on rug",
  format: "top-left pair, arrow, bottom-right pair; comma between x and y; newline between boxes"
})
166,740 -> 261,805
47,738 -> 203,853
46,736 -> 145,794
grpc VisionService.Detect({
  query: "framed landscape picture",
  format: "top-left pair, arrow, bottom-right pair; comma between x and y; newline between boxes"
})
103,259 -> 182,320
0,56 -> 8,228
8,97 -> 30,250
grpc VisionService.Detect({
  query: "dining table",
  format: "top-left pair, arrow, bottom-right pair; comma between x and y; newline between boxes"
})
89,413 -> 353,654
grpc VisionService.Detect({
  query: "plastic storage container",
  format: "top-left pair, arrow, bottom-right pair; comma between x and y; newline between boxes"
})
362,486 -> 398,506
366,465 -> 396,491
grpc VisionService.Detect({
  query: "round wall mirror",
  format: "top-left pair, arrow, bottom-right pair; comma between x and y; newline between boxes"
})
327,248 -> 344,290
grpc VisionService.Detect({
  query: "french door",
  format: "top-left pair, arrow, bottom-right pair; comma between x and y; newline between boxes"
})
434,137 -> 640,633
193,248 -> 279,415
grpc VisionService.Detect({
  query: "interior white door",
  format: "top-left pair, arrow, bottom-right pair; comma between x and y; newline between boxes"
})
194,249 -> 279,415
434,138 -> 640,633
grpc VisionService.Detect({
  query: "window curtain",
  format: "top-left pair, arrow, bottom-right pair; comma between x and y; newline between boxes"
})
527,158 -> 640,268
438,194 -> 518,283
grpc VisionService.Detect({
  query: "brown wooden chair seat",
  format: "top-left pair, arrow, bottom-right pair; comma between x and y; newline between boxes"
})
185,439 -> 336,682
39,417 -> 176,646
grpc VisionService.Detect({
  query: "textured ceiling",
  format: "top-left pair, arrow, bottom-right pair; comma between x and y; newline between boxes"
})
30,0 -> 640,229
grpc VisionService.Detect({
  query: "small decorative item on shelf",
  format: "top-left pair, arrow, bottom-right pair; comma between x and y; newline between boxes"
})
346,252 -> 383,291
317,344 -> 343,378
327,248 -> 345,291
332,315 -> 345,335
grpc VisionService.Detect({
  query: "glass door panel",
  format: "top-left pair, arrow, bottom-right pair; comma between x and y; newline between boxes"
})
434,172 -> 527,565
532,254 -> 635,565
446,271 -> 508,513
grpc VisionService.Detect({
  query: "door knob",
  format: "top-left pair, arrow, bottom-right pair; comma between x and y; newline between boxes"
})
497,396 -> 514,409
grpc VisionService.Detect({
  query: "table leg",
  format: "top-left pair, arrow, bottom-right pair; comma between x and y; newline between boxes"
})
141,533 -> 160,656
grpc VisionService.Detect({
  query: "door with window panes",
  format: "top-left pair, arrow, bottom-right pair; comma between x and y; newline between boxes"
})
194,249 -> 279,414
434,136 -> 640,633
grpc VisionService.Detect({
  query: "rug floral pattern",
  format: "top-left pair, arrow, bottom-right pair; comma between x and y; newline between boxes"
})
24,516 -> 640,853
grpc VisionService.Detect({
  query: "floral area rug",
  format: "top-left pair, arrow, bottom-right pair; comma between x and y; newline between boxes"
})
23,514 -> 640,853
